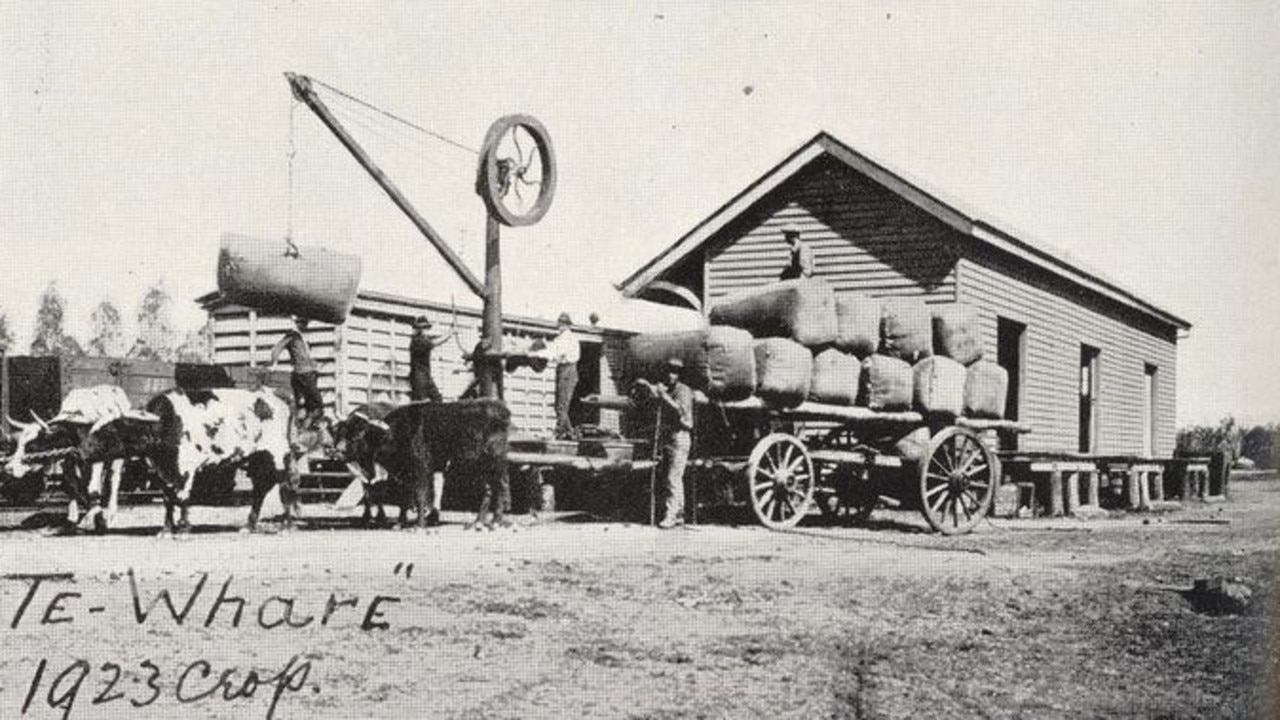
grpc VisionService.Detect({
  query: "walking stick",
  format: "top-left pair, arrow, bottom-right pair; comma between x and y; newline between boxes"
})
649,403 -> 662,527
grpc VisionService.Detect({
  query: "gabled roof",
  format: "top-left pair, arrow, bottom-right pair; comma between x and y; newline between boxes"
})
617,132 -> 1190,331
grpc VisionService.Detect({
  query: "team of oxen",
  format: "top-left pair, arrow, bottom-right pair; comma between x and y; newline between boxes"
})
1,384 -> 512,535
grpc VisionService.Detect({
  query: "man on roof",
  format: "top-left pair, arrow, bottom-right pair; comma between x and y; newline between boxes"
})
779,223 -> 815,280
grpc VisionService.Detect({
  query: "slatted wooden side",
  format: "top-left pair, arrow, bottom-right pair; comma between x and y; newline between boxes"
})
956,254 -> 1177,456
704,155 -> 958,305
207,294 -> 630,439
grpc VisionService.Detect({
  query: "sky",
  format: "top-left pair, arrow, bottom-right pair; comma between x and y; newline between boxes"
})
1,2 -> 1277,426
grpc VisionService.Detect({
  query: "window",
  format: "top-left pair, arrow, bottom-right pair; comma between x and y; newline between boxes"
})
1143,364 -> 1158,457
1079,345 -> 1100,453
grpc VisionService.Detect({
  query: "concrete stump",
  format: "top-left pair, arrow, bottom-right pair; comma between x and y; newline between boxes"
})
1065,471 -> 1080,516
1049,468 -> 1064,517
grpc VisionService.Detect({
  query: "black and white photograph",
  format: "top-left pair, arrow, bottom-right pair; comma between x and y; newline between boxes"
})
1,3 -> 1276,718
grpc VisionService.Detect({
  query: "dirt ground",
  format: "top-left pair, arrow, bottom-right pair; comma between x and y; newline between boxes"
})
0,476 -> 1275,720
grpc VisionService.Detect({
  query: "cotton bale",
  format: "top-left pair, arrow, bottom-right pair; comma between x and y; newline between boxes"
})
708,279 -> 838,347
912,356 -> 967,418
217,234 -> 362,324
625,326 -> 756,401
753,338 -> 813,408
858,354 -> 914,411
834,293 -> 880,358
879,297 -> 933,363
964,360 -> 1009,419
808,347 -> 861,406
932,303 -> 984,365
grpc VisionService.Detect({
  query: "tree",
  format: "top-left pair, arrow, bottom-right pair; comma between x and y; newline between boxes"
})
29,282 -> 83,357
175,321 -> 214,364
87,300 -> 128,357
1240,424 -> 1278,469
0,306 -> 13,354
136,282 -> 177,362
1176,416 -> 1244,460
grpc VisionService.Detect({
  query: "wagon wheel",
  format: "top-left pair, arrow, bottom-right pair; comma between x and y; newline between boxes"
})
813,427 -> 879,524
746,433 -> 815,530
919,426 -> 995,535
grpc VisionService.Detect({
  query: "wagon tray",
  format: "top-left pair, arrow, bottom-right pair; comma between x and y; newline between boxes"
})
507,452 -> 655,473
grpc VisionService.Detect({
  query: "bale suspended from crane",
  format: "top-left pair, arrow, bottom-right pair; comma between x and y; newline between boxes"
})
216,233 -> 363,325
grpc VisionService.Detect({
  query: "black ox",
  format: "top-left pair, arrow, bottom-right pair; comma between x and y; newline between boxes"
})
332,399 -> 511,529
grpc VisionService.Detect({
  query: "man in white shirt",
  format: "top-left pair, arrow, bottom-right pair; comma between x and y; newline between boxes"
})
544,312 -> 580,439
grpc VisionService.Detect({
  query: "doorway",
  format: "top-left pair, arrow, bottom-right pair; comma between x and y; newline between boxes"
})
570,342 -> 602,428
996,318 -> 1025,451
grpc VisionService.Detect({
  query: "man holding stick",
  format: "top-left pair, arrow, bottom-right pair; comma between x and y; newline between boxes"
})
637,358 -> 694,529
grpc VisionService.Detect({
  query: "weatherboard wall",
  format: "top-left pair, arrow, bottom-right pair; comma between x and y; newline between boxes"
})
703,155 -> 959,306
956,252 -> 1177,457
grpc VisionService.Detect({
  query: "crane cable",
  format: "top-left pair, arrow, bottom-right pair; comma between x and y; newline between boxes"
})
285,98 -> 300,259
311,78 -> 479,156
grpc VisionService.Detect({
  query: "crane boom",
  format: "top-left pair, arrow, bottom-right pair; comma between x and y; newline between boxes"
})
285,72 -> 484,298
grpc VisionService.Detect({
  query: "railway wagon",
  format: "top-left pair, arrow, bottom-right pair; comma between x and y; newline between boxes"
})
0,354 -> 292,506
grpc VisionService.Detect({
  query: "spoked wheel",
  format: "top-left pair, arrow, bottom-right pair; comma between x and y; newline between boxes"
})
746,433 -> 815,530
814,427 -> 878,525
919,427 -> 996,535
476,115 -> 557,227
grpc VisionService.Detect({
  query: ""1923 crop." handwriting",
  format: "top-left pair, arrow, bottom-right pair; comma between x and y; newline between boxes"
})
21,655 -> 313,720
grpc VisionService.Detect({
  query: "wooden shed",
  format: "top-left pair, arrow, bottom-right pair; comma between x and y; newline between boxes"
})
619,133 -> 1190,458
198,289 -> 632,438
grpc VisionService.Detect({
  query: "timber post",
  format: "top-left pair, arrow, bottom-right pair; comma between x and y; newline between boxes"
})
480,214 -> 504,399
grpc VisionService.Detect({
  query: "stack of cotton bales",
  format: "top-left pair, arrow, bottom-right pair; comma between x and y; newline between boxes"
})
625,278 -> 1008,419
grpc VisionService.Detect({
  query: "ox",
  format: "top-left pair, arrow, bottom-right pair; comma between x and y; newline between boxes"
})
332,403 -> 442,528
82,387 -> 317,535
4,385 -> 147,532
332,399 -> 511,529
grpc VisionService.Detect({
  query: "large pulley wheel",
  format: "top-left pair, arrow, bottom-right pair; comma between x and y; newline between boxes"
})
476,114 -> 557,227
919,426 -> 996,535
746,433 -> 814,530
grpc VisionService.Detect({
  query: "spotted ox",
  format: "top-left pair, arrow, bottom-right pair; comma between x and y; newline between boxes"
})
82,387 -> 308,534
332,403 -> 445,528
5,385 -> 145,532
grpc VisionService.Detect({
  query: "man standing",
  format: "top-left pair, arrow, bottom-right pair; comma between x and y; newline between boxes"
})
643,358 -> 694,529
544,312 -> 580,440
270,316 -> 323,424
408,314 -> 453,522
409,315 -> 453,403
779,224 -> 815,280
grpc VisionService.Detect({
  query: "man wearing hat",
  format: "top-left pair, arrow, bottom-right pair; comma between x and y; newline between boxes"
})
409,315 -> 454,403
779,223 -> 814,280
543,312 -> 581,439
271,316 -> 324,424
642,358 -> 694,528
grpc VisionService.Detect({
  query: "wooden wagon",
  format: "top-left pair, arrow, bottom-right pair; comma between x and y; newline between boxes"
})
563,393 -> 1030,535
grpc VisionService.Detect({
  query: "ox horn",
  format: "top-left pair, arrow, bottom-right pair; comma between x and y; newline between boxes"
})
7,414 -> 33,431
29,410 -> 51,433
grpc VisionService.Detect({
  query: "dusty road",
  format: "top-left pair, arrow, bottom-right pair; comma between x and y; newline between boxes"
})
0,478 -> 1275,719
